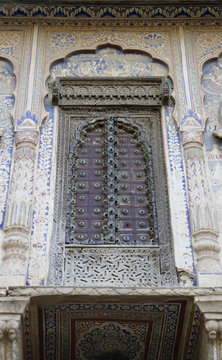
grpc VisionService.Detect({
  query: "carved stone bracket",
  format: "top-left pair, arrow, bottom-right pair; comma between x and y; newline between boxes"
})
195,295 -> 222,360
181,129 -> 222,284
177,268 -> 195,287
0,297 -> 29,360
0,130 -> 39,284
0,318 -> 20,341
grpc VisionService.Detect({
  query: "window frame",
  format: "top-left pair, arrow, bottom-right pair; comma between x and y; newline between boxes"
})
49,77 -> 177,286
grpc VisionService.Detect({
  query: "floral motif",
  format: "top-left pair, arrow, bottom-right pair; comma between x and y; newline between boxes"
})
0,31 -> 21,48
51,33 -> 75,49
143,33 -> 165,48
197,33 -> 222,48
78,322 -> 144,360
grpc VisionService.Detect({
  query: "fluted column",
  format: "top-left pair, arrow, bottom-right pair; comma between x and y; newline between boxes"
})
181,130 -> 222,286
1,129 -> 39,285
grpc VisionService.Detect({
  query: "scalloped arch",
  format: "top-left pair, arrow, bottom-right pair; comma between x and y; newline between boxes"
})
199,49 -> 222,73
43,42 -> 171,98
42,42 -> 175,126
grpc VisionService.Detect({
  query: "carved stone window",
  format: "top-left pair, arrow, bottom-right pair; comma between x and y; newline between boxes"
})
49,78 -> 177,287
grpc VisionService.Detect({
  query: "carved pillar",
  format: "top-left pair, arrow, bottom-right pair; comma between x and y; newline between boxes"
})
181,130 -> 222,286
195,295 -> 222,360
1,130 -> 39,285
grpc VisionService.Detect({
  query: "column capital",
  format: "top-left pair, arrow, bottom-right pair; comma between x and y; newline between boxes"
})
180,129 -> 204,150
14,129 -> 39,149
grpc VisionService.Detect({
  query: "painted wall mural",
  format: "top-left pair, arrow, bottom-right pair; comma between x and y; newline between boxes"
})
194,30 -> 222,62
0,58 -> 15,228
50,47 -> 168,79
0,30 -> 23,59
47,31 -> 169,60
202,55 -> 222,250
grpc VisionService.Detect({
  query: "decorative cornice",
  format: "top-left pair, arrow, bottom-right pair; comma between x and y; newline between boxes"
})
0,4 -> 222,19
51,77 -> 169,107
0,17 -> 221,28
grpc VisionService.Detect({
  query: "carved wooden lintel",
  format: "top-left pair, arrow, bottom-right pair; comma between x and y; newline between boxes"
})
50,77 -> 169,107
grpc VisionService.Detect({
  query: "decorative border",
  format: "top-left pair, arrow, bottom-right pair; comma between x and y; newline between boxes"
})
0,18 -> 221,29
184,305 -> 202,360
0,5 -> 222,19
39,301 -> 186,360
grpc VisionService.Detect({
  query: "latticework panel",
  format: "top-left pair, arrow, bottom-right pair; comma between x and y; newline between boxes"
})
64,247 -> 161,286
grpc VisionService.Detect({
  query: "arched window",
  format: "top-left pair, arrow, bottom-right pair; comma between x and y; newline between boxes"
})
66,117 -> 159,246
49,77 -> 177,287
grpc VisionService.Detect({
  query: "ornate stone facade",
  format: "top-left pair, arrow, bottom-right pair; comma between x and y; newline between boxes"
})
0,1 -> 221,358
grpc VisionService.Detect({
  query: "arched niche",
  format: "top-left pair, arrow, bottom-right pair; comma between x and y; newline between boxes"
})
202,54 -> 222,244
0,57 -> 16,229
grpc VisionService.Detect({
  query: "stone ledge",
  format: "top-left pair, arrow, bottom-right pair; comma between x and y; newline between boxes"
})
5,286 -> 222,298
